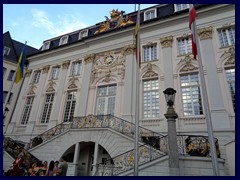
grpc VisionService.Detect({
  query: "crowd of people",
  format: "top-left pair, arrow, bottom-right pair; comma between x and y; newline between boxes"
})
4,153 -> 68,176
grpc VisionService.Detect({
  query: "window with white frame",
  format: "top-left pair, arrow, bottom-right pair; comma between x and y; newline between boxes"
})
59,35 -> 68,46
143,44 -> 157,62
225,68 -> 235,111
218,26 -> 235,47
3,46 -> 11,56
50,66 -> 60,80
71,61 -> 82,76
63,91 -> 77,122
96,84 -> 116,116
143,79 -> 160,118
144,9 -> 156,21
8,70 -> 15,81
20,96 -> 34,125
177,37 -> 192,55
42,41 -> 50,50
32,70 -> 41,83
174,4 -> 190,12
40,93 -> 55,123
78,29 -> 88,40
180,73 -> 203,116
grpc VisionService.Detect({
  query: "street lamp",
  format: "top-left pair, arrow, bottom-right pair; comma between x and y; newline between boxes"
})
163,88 -> 179,175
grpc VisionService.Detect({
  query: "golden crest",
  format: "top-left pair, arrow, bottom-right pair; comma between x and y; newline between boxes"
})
95,9 -> 134,34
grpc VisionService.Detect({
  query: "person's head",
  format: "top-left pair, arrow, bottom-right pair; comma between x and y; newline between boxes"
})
43,161 -> 48,167
54,161 -> 59,167
49,160 -> 55,170
60,156 -> 66,162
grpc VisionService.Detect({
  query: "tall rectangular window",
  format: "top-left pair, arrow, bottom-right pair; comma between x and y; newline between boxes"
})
180,74 -> 203,116
96,85 -> 116,116
225,68 -> 235,111
143,44 -> 157,62
63,91 -> 77,122
143,79 -> 160,118
32,70 -> 41,83
21,96 -> 34,125
3,46 -> 11,56
177,37 -> 192,55
71,61 -> 82,76
41,93 -> 55,123
50,66 -> 60,80
8,70 -> 15,81
218,27 -> 235,47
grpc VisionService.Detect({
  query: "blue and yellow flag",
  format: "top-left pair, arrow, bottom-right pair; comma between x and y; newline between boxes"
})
15,46 -> 26,83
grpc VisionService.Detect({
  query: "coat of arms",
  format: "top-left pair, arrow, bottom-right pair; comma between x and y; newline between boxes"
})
95,9 -> 134,34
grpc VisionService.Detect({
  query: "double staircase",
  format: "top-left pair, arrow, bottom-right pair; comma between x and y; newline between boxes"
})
4,114 -> 221,176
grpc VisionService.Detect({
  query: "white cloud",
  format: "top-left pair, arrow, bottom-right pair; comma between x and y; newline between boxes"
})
31,8 -> 88,37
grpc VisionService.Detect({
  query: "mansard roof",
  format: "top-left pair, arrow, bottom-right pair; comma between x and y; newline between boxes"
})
29,4 -> 209,57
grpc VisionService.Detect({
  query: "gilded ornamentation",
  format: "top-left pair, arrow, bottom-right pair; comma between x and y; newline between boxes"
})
160,36 -> 173,48
198,27 -> 213,40
25,69 -> 32,77
122,44 -> 135,56
94,9 -> 134,34
42,65 -> 50,73
62,60 -> 70,69
84,53 -> 96,64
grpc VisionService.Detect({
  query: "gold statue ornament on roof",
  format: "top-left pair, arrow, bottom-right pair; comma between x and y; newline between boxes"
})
95,9 -> 134,34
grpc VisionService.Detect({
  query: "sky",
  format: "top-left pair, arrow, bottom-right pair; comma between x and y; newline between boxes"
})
3,4 -> 158,50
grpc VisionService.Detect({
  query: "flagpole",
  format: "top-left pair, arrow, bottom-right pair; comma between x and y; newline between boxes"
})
134,4 -> 140,176
191,5 -> 220,175
3,41 -> 27,122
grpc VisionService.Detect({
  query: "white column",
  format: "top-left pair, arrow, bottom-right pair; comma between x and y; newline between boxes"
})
73,142 -> 80,176
160,36 -> 174,88
121,45 -> 136,123
198,27 -> 230,129
92,143 -> 99,176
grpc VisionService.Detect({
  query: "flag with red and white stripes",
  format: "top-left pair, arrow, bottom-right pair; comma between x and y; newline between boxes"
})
189,4 -> 197,59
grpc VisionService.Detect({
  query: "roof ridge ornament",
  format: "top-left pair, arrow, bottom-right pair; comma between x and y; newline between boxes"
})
95,9 -> 134,34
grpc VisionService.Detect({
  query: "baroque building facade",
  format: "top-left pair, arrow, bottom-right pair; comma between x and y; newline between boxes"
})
4,4 -> 235,176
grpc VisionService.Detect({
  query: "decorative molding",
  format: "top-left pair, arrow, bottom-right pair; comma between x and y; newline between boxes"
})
160,76 -> 164,81
25,69 -> 32,77
42,65 -> 50,73
217,67 -> 223,73
222,47 -> 235,66
160,36 -> 173,48
84,53 -> 96,64
143,71 -> 158,78
198,26 -> 213,40
27,85 -> 36,95
179,56 -> 198,72
62,60 -> 70,69
122,44 -> 135,56
46,81 -> 56,92
68,77 -> 79,89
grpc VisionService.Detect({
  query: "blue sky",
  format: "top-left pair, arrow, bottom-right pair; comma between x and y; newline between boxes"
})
3,4 -> 158,49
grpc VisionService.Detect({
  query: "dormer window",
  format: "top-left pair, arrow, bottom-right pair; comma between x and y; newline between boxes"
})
144,8 -> 157,21
78,29 -> 88,40
59,35 -> 68,46
174,4 -> 190,12
42,41 -> 50,50
3,46 -> 11,56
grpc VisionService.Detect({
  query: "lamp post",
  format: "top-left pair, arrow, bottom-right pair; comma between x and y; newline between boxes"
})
163,88 -> 179,175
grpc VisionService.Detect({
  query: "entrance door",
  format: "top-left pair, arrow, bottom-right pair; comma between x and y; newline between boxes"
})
96,84 -> 116,116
